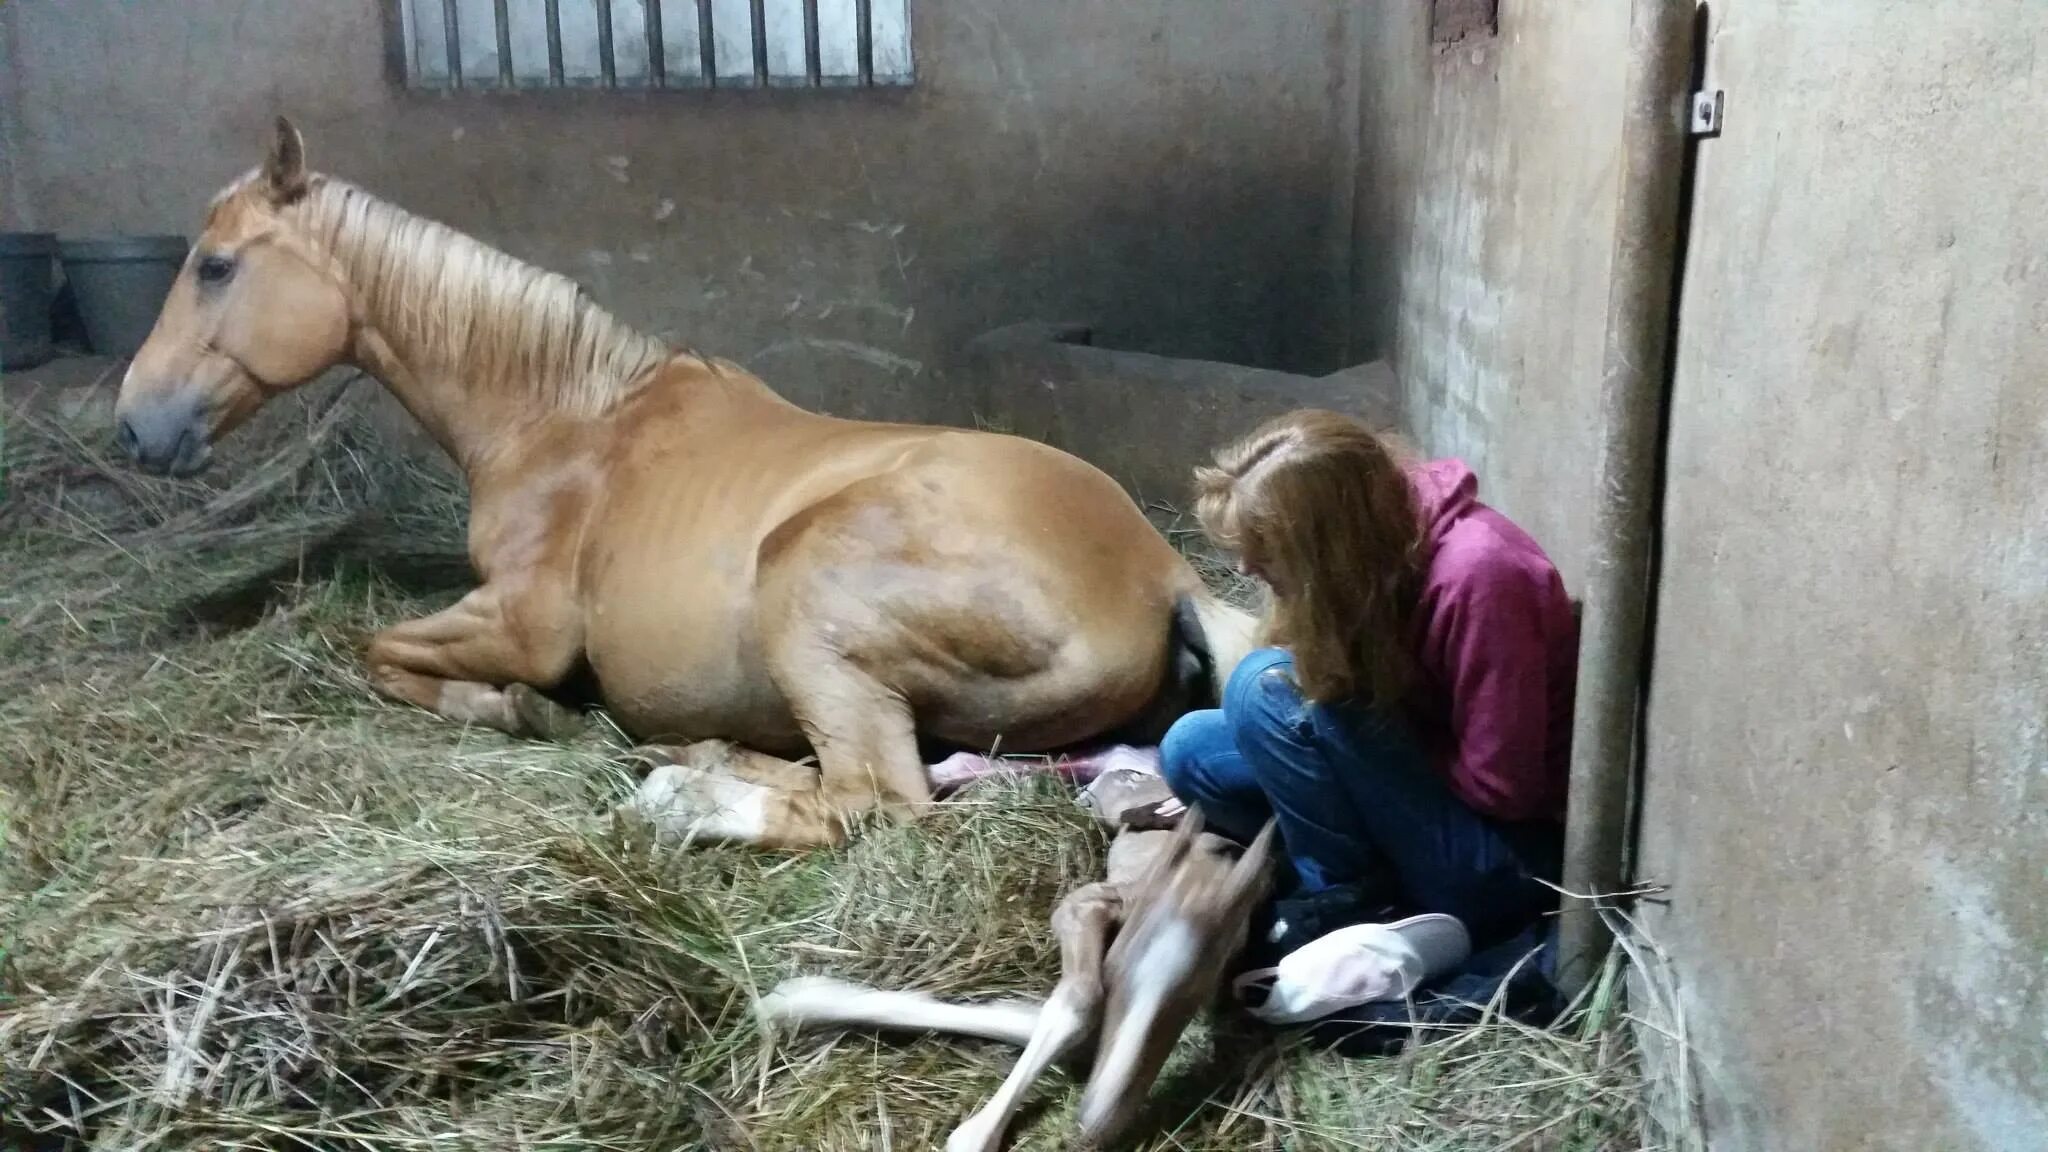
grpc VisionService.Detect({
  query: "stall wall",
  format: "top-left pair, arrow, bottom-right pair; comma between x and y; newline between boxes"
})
1640,2 -> 2048,1147
1348,1 -> 1630,594
1351,2 -> 2048,1149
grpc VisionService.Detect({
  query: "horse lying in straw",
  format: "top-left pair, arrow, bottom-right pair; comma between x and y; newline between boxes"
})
758,767 -> 1276,1151
112,117 -> 1256,849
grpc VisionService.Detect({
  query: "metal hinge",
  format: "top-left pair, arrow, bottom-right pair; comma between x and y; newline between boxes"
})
1689,89 -> 1725,137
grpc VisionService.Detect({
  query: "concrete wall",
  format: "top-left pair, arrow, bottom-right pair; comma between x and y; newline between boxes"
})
0,0 -> 1358,431
0,13 -> 22,229
1346,0 -> 1629,594
1349,2 -> 2048,1149
962,322 -> 1398,506
1639,3 -> 2048,1148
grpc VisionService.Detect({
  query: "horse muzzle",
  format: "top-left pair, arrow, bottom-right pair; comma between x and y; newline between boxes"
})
115,395 -> 213,477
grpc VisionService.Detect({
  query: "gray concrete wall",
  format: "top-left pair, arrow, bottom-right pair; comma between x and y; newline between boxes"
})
962,322 -> 1398,506
0,0 -> 1358,431
1639,2 -> 2048,1148
1349,2 -> 2048,1149
1346,0 -> 1629,594
0,10 -> 26,230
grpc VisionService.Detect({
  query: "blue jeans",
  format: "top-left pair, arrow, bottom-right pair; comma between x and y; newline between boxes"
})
1161,648 -> 1561,948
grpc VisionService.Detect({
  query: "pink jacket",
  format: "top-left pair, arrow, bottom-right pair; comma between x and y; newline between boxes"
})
1405,460 -> 1577,823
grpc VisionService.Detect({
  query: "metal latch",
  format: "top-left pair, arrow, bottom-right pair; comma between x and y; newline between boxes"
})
1689,89 -> 1725,137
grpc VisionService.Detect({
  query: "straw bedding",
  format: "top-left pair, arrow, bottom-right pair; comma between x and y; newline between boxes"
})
0,366 -> 1661,1150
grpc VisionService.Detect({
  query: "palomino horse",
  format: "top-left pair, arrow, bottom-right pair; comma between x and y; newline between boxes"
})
114,118 -> 1255,848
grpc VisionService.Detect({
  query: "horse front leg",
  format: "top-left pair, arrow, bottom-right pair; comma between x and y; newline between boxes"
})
365,582 -> 584,739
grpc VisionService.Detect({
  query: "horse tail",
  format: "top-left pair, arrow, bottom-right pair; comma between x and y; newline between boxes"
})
1179,592 -> 1258,706
1109,592 -> 1259,747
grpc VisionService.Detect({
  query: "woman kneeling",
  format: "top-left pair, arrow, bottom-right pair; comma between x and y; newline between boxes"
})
1161,410 -> 1577,956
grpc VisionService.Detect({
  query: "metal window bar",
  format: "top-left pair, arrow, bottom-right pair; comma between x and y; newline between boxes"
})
802,0 -> 821,85
645,0 -> 666,86
855,0 -> 874,87
698,0 -> 718,86
441,0 -> 462,87
409,0 -> 905,90
595,0 -> 617,86
544,0 -> 566,83
750,0 -> 769,86
493,0 -> 514,84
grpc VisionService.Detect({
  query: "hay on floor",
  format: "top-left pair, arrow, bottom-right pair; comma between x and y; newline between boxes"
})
0,364 -> 1667,1151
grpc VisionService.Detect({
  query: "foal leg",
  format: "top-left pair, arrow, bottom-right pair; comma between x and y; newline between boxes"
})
756,976 -> 1044,1046
947,881 -> 1125,1152
364,581 -> 583,739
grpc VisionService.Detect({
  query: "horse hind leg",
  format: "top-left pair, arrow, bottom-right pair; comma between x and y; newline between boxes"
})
622,739 -> 843,849
621,662 -> 929,848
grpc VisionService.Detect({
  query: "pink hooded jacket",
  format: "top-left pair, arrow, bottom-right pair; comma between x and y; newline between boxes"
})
1403,460 -> 1577,824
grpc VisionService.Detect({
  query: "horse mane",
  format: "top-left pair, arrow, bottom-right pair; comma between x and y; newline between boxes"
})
282,175 -> 679,415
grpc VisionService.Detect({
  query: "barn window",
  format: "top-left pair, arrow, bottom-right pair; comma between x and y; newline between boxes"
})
395,0 -> 912,90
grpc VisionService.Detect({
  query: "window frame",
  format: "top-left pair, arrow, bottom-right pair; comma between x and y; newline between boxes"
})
382,0 -> 914,92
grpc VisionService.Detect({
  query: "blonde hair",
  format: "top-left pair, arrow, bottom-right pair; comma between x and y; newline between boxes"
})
1194,409 -> 1424,708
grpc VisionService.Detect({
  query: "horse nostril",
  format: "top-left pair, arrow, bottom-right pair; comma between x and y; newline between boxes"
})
115,416 -> 141,461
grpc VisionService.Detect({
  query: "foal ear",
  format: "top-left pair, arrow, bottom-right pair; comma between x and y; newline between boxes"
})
263,116 -> 309,203
1136,804 -> 1206,893
1223,818 -> 1278,914
1167,803 -> 1205,861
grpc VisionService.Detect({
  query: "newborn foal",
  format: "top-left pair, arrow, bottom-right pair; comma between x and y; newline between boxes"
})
756,768 -> 1275,1151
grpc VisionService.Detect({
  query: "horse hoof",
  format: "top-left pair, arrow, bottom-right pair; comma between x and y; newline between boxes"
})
506,683 -> 583,742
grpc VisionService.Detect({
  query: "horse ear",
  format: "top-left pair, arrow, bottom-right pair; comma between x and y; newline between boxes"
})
264,116 -> 309,203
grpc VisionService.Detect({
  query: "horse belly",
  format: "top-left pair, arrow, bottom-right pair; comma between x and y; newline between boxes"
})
580,573 -> 802,753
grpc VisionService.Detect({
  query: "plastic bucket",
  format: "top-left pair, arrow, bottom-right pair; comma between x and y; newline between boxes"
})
58,235 -> 189,359
0,232 -> 59,370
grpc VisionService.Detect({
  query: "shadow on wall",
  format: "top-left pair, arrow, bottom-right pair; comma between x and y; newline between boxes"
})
772,133 -> 1349,430
956,154 -> 1347,376
962,322 -> 1398,508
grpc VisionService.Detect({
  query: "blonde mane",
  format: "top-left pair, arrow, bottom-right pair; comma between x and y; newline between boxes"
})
281,175 -> 677,415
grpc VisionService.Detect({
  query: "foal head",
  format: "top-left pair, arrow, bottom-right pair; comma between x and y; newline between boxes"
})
115,118 -> 351,476
1078,810 -> 1276,1146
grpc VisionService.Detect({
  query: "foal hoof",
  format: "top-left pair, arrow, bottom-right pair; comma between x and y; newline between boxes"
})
506,683 -> 584,742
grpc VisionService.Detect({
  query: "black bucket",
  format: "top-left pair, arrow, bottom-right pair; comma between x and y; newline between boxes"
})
0,232 -> 59,370
58,235 -> 189,360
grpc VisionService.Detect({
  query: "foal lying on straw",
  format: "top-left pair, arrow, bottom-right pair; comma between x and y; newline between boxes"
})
756,767 -> 1276,1151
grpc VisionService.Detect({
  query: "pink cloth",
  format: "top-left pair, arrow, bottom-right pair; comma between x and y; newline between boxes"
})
1405,460 -> 1578,823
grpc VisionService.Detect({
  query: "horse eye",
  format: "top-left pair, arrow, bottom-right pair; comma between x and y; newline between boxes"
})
196,255 -> 235,285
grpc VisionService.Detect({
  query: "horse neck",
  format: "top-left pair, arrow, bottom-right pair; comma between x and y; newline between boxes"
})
302,183 -> 669,473
346,316 -> 557,475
